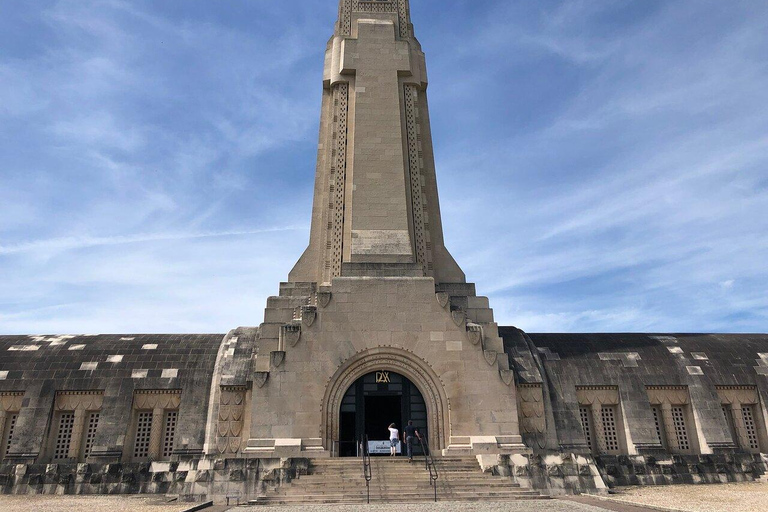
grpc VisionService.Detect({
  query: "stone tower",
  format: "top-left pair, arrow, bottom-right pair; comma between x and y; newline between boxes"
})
289,0 -> 465,285
204,0 -> 528,459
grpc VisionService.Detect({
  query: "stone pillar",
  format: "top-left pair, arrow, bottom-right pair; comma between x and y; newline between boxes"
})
590,406 -> 608,454
68,409 -> 87,461
0,409 -> 6,458
148,408 -> 164,460
661,403 -> 679,452
731,404 -> 750,451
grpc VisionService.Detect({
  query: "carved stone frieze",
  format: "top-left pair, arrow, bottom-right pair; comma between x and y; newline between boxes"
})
517,384 -> 546,435
133,390 -> 181,410
404,84 -> 431,275
646,386 -> 690,405
576,386 -> 620,406
55,391 -> 104,412
715,385 -> 758,406
499,369 -> 514,386
324,82 -> 350,282
483,350 -> 497,366
217,386 -> 246,455
436,292 -> 449,308
0,392 -> 23,412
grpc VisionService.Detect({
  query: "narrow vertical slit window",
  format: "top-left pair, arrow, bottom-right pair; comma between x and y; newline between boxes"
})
601,406 -> 620,452
133,411 -> 153,459
53,412 -> 75,460
84,412 -> 100,458
162,410 -> 177,459
742,405 -> 760,451
579,405 -> 594,452
671,406 -> 690,451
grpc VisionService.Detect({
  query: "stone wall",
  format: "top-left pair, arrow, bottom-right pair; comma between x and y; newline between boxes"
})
0,458 -> 309,503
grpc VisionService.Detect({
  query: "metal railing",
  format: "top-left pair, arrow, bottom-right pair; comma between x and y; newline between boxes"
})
418,435 -> 439,502
360,434 -> 372,504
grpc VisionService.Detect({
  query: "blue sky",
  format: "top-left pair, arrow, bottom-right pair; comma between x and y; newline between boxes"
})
1,0 -> 767,334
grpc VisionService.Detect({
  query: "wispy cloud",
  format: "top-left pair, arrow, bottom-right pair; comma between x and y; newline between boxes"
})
0,226 -> 306,256
1,0 -> 767,334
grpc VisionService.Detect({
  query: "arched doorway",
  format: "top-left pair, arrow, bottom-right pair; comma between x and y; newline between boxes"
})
338,371 -> 427,457
321,347 -> 449,457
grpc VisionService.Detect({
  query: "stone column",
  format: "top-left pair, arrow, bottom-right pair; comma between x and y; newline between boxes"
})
590,406 -> 608,454
0,409 -> 6,458
68,409 -> 87,461
661,403 -> 679,452
148,408 -> 165,460
731,404 -> 750,451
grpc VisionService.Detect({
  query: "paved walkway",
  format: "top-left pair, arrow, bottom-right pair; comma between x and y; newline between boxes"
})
561,496 -> 663,512
237,500 -> 644,512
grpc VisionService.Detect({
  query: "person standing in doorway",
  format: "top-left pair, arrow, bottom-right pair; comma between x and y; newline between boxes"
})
403,420 -> 421,462
388,423 -> 399,457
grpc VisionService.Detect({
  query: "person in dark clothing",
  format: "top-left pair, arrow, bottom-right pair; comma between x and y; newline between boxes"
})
402,420 -> 421,461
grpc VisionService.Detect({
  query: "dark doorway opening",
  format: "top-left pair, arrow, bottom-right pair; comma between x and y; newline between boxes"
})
337,371 -> 428,457
365,395 -> 401,442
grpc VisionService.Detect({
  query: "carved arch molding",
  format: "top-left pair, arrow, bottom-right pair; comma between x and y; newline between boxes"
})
321,347 -> 449,453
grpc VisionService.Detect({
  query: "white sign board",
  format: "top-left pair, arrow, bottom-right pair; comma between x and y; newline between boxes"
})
368,440 -> 400,455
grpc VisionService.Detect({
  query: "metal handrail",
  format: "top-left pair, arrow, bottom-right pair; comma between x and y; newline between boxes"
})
418,435 -> 439,502
361,434 -> 372,504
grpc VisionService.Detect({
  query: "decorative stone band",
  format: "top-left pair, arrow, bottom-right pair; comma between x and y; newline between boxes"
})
55,390 -> 104,412
646,385 -> 690,405
576,386 -> 620,406
339,0 -> 410,38
324,82 -> 349,283
0,391 -> 23,412
133,390 -> 182,410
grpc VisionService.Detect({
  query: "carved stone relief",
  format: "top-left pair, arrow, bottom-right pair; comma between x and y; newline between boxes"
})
217,386 -> 246,455
716,385 -> 759,406
55,391 -> 104,411
281,323 -> 302,348
646,386 -> 690,405
325,83 -> 350,282
466,323 -> 483,346
133,390 -> 181,410
0,392 -> 23,412
576,386 -> 620,406
517,384 -> 546,436
404,84 -> 431,275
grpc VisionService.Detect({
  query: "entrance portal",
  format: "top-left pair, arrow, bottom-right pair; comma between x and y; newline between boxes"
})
338,371 -> 427,457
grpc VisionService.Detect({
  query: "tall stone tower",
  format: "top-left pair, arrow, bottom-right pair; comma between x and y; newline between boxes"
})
204,0 -> 528,459
289,0 -> 465,285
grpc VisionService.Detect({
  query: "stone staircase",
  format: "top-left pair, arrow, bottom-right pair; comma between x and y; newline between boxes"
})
250,456 -> 547,504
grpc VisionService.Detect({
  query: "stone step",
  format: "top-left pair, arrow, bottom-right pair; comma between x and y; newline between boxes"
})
259,455 -> 540,504
278,482 -> 521,491
252,494 -> 547,505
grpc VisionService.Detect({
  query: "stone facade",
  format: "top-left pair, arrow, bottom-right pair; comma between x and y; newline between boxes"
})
1,0 -> 767,500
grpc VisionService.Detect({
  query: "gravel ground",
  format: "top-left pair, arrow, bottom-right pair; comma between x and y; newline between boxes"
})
240,501 -> 610,512
0,495 -> 191,512
615,482 -> 768,512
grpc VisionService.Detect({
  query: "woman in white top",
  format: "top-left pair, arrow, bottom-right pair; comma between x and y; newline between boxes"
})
388,423 -> 399,456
